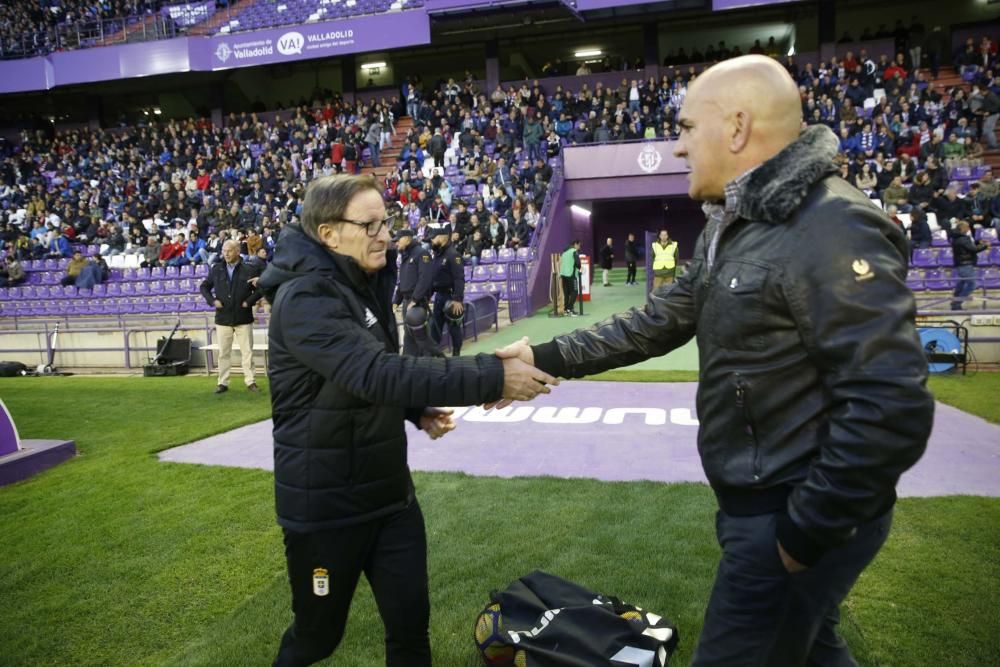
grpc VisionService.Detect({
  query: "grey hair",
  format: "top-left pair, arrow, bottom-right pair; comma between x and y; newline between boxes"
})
301,174 -> 381,241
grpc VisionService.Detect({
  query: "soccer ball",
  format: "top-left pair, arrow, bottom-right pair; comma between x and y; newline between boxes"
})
474,602 -> 514,665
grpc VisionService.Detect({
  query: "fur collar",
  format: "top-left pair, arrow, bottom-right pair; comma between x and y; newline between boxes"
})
737,125 -> 840,224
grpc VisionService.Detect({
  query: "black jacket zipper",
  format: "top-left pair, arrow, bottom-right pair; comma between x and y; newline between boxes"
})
734,374 -> 762,481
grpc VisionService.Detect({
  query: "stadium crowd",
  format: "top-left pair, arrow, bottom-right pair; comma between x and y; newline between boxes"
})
1,28 -> 1000,284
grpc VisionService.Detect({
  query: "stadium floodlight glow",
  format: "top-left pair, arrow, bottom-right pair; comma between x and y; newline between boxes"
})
153,108 -> 162,115
574,49 -> 602,58
361,62 -> 387,69
571,204 -> 592,215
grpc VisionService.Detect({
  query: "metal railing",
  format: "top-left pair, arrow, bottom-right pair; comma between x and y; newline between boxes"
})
0,14 -> 178,59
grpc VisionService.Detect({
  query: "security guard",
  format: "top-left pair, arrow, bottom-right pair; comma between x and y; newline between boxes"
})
429,223 -> 466,356
393,228 -> 439,356
650,228 -> 679,290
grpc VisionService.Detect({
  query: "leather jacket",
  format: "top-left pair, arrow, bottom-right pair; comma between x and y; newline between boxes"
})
532,127 -> 933,565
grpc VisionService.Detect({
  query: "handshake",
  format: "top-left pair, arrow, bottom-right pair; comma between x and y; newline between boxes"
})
494,336 -> 559,408
417,337 -> 558,440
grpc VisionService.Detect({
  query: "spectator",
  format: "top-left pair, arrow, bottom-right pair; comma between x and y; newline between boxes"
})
199,240 -> 264,394
909,207 -> 932,248
0,255 -> 26,287
950,221 -> 989,310
60,250 -> 88,286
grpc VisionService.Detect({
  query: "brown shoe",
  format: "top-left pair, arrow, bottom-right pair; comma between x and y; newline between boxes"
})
214,385 -> 228,394
247,383 -> 260,393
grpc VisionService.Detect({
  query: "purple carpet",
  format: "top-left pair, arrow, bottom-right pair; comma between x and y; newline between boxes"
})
158,382 -> 1000,498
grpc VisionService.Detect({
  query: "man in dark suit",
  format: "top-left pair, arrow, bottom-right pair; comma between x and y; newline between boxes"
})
200,240 -> 264,393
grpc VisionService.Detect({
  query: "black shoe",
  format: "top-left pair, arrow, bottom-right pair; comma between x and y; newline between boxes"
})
214,385 -> 228,394
247,383 -> 260,393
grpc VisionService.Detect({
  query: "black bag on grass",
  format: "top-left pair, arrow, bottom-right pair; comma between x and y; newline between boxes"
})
0,361 -> 27,377
474,570 -> 678,666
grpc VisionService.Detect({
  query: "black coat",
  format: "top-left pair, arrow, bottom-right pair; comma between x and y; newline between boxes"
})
258,224 -> 503,532
395,243 -> 434,304
432,243 -> 465,300
531,127 -> 932,567
599,245 -> 614,270
199,259 -> 262,326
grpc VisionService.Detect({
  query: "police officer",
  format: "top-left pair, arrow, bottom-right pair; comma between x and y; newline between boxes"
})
429,223 -> 466,356
393,228 -> 438,356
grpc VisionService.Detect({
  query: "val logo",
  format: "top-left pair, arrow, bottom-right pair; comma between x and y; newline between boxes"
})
277,32 -> 304,55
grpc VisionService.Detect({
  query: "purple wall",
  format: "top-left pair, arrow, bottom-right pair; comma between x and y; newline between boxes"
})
563,140 -> 688,180
0,12 -> 431,94
527,173 -> 573,313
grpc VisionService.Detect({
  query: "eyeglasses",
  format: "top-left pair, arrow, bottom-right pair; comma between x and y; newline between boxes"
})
337,203 -> 403,238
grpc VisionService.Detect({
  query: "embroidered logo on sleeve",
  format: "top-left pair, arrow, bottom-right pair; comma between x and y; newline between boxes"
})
852,259 -> 875,282
363,307 -> 378,328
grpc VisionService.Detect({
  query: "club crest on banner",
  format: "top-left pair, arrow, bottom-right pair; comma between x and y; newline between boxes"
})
637,144 -> 662,173
214,43 -> 231,63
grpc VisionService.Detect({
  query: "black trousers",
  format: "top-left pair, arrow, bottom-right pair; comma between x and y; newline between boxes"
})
691,508 -> 892,667
626,261 -> 637,284
273,501 -> 431,667
431,291 -> 463,355
561,275 -> 578,313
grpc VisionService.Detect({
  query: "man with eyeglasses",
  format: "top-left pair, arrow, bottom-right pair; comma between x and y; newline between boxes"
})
258,175 -> 558,666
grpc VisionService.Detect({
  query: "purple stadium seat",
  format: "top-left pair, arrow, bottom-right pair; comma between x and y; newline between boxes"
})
124,268 -> 139,281
496,248 -> 515,263
179,279 -> 195,293
931,230 -> 949,247
975,228 -> 998,243
515,247 -> 531,262
179,264 -> 194,277
92,284 -> 107,296
120,283 -> 135,296
150,281 -> 166,295
923,269 -> 952,290
194,264 -> 209,277
463,266 -> 473,281
151,266 -> 166,279
480,248 -> 496,264
990,247 -> 1000,266
61,285 -> 76,297
982,268 -> 1000,289
107,283 -> 121,296
43,259 -> 58,270
905,269 -> 925,291
165,266 -> 180,278
911,248 -> 937,267
134,282 -> 150,296
466,283 -> 483,295
489,264 -> 508,281
472,266 -> 490,282
938,248 -> 953,266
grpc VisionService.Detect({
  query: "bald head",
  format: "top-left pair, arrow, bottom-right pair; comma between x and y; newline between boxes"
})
691,55 -> 802,144
674,55 -> 803,200
222,239 -> 240,264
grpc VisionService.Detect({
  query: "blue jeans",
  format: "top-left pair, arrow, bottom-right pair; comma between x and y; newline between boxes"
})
692,509 -> 892,667
951,264 -> 977,310
368,141 -> 381,167
982,113 -> 998,150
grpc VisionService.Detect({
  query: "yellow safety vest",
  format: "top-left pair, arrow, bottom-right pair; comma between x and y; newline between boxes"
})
651,241 -> 677,271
